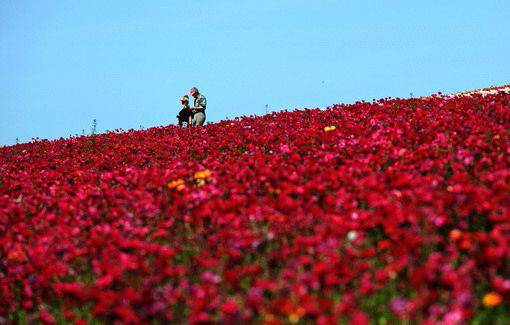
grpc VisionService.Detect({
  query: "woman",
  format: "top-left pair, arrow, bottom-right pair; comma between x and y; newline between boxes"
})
177,95 -> 193,127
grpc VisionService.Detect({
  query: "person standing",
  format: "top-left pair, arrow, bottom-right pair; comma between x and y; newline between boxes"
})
189,87 -> 207,126
176,95 -> 193,127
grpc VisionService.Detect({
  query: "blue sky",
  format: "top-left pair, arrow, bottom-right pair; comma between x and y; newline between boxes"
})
1,0 -> 509,146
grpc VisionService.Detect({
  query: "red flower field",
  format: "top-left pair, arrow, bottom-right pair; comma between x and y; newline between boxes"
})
1,89 -> 509,323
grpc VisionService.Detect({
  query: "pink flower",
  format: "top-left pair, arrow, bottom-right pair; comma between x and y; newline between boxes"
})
201,271 -> 221,284
389,297 -> 408,315
280,144 -> 291,153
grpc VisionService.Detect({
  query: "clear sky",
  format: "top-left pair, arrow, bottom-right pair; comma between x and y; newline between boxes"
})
1,0 -> 509,146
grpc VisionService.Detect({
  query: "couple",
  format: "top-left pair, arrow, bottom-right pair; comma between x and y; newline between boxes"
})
177,87 -> 207,127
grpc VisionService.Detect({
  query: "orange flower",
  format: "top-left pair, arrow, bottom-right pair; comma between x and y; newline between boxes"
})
194,170 -> 211,187
449,229 -> 462,241
168,179 -> 185,191
482,292 -> 502,307
194,169 -> 211,179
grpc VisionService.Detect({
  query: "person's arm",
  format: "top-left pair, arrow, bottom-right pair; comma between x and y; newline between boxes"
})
191,96 -> 206,112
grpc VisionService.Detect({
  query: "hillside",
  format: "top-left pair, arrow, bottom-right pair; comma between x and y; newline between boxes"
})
1,89 -> 509,323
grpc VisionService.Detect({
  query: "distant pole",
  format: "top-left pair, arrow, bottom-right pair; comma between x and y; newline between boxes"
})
265,104 -> 269,114
410,92 -> 414,98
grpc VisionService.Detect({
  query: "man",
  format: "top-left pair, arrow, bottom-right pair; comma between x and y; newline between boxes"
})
189,87 -> 207,126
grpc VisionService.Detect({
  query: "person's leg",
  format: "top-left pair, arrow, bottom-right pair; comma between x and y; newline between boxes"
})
193,112 -> 206,126
198,113 -> 205,126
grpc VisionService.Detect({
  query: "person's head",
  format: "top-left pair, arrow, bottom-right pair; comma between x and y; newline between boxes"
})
181,95 -> 189,104
189,87 -> 199,98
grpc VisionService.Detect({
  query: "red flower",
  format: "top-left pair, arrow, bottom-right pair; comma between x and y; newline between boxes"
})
39,310 -> 56,325
221,298 -> 238,314
1,87 -> 509,322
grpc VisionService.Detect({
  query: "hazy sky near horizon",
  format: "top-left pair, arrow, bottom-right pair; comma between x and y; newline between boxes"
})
1,0 -> 509,146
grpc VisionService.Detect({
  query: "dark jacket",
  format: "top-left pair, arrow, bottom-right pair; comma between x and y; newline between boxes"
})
177,105 -> 193,127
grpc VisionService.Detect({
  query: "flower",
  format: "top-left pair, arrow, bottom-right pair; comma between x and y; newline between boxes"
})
288,307 -> 305,323
449,229 -> 462,241
378,239 -> 391,250
288,313 -> 300,323
39,310 -> 56,325
482,292 -> 502,307
194,170 -> 211,187
389,297 -> 408,315
1,86 -> 509,323
168,179 -> 186,191
220,299 -> 238,314
347,231 -> 357,241
7,249 -> 27,263
280,144 -> 291,153
194,169 -> 211,179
